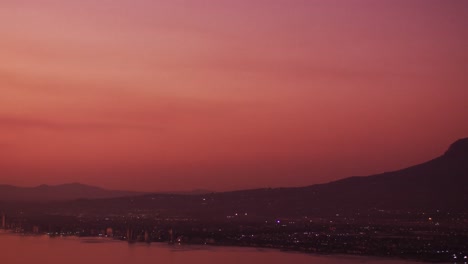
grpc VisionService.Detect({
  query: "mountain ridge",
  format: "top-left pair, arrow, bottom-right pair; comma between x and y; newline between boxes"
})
0,183 -> 214,201
0,183 -> 141,201
1,138 -> 467,215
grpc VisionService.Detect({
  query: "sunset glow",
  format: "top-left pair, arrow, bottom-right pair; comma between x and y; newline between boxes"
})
1,0 -> 468,191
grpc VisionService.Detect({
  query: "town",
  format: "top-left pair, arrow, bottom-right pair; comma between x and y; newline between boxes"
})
2,209 -> 467,263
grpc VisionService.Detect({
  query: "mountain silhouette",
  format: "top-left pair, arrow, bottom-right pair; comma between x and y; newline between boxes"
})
292,137 -> 468,211
0,183 -> 142,201
1,138 -> 467,216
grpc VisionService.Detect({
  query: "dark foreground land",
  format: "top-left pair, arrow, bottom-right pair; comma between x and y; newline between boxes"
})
2,209 -> 468,263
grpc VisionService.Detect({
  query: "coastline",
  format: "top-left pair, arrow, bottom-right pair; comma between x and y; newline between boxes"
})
0,229 -> 426,263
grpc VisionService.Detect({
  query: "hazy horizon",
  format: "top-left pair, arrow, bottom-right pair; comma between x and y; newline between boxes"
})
1,137 -> 465,193
1,0 -> 468,192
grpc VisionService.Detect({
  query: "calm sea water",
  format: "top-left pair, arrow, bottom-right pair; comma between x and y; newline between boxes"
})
1,231 -> 415,264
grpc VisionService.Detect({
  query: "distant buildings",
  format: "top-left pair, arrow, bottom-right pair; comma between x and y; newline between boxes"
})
106,227 -> 113,237
126,228 -> 133,242
1,213 -> 5,229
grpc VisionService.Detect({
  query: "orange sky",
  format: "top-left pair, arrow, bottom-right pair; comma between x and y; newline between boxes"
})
1,0 -> 468,191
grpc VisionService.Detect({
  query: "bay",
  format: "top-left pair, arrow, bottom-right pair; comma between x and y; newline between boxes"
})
0,231 -> 416,264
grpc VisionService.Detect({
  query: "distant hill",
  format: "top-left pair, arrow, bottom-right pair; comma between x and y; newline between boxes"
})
0,183 -> 142,201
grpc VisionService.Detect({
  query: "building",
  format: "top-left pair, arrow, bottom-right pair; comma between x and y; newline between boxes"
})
126,228 -> 134,242
1,213 -> 5,229
144,230 -> 150,243
106,227 -> 113,237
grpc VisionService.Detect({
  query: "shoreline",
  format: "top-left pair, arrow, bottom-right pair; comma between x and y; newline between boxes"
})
0,229 -> 431,263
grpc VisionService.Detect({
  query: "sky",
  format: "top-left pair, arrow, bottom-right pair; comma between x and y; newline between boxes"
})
1,0 -> 468,192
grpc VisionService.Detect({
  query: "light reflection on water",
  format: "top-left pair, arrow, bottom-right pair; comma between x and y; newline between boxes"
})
0,232 -> 415,264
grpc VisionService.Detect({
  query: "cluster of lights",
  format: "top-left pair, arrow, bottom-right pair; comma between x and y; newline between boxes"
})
452,254 -> 468,259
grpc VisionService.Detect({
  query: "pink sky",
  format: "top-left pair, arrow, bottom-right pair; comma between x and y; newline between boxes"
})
1,0 -> 468,191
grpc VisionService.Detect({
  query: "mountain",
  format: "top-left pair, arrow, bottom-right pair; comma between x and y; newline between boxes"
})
211,137 -> 468,214
298,137 -> 468,211
0,183 -> 142,201
2,138 -> 467,216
